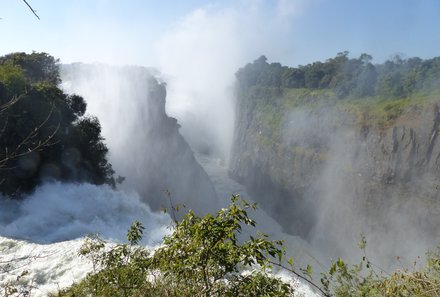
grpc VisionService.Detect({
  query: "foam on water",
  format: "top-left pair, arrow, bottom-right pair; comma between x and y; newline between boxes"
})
0,236 -> 89,296
0,182 -> 171,244
0,182 -> 171,296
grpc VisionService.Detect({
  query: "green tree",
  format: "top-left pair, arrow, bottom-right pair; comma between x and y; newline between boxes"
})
304,62 -> 325,89
0,62 -> 26,97
60,196 -> 297,297
0,52 -> 114,197
281,67 -> 305,88
0,52 -> 60,84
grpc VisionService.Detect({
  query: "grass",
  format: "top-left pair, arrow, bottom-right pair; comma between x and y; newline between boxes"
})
282,88 -> 338,110
251,87 -> 440,137
339,93 -> 433,129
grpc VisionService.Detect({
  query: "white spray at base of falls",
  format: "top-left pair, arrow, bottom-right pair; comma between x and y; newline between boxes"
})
0,182 -> 171,297
0,182 -> 170,244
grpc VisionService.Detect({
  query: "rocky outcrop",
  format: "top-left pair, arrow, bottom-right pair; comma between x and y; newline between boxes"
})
61,64 -> 219,215
128,78 -> 220,214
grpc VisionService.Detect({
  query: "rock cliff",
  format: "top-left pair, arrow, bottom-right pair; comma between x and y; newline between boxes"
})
61,64 -> 219,214
229,86 -> 440,250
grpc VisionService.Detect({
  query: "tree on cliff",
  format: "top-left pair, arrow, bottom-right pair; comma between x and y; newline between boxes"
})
236,52 -> 440,99
0,52 -> 114,197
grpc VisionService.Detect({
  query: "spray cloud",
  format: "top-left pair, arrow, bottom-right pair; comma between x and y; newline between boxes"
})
281,106 -> 440,268
152,1 -> 305,161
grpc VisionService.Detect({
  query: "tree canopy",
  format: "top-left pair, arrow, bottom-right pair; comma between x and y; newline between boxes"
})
0,52 -> 114,197
236,52 -> 440,99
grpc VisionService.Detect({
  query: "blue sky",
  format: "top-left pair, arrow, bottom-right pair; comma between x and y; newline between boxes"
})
1,0 -> 440,68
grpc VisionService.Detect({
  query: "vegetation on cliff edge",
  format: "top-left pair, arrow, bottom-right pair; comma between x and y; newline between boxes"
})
236,53 -> 440,135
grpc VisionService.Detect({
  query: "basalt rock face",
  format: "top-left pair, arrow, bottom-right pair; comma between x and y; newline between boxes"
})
229,88 -> 440,240
61,64 -> 219,214
129,78 -> 220,214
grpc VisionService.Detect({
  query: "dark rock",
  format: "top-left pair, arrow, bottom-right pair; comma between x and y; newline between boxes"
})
61,64 -> 218,215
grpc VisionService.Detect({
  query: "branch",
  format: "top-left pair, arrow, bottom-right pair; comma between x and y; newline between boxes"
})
21,0 -> 40,20
14,103 -> 57,153
0,96 -> 20,113
164,189 -> 178,224
0,103 -> 59,169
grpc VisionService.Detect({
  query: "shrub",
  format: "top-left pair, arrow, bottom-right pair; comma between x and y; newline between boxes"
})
58,196 -> 296,297
320,237 -> 440,297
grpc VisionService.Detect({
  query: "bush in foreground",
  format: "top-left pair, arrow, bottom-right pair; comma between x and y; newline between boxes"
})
58,196 -> 296,297
56,196 -> 440,297
321,253 -> 440,296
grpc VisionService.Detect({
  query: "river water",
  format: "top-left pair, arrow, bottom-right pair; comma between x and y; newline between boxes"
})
0,183 -> 170,296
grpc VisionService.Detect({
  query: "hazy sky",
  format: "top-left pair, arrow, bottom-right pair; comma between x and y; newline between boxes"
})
1,0 -> 440,67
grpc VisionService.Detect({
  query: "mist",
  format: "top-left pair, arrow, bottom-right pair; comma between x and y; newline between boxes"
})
0,182 -> 170,244
153,8 -> 239,159
61,64 -> 219,214
57,1 -> 304,208
282,106 -> 440,268
150,2 -> 308,161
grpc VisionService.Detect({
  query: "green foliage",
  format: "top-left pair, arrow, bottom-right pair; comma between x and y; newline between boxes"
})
59,197 -> 296,297
236,52 -> 440,100
50,199 -> 440,297
317,238 -> 440,297
153,196 -> 290,296
0,52 -> 61,85
127,221 -> 144,245
234,54 -> 440,165
0,52 -> 114,197
0,62 -> 26,97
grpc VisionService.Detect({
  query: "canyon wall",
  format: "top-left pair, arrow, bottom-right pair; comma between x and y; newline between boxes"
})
230,86 -> 440,258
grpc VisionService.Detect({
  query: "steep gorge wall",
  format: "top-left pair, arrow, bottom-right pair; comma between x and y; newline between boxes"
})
62,64 -> 219,214
230,88 -> 440,254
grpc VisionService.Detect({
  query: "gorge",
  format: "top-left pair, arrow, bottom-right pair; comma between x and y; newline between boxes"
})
1,51 -> 440,296
230,54 -> 440,267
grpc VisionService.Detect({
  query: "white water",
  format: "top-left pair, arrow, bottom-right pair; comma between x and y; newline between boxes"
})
0,183 -> 170,244
0,183 -> 171,296
0,160 -> 320,296
0,237 -> 89,296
